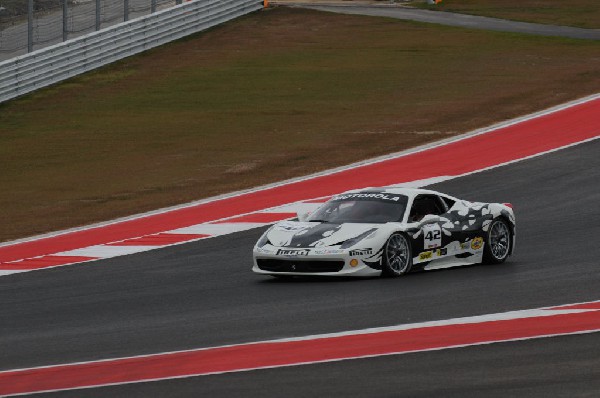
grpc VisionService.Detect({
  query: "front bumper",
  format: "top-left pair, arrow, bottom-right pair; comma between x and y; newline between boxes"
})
252,246 -> 381,277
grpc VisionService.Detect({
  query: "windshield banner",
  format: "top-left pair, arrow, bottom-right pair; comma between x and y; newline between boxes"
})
331,193 -> 405,202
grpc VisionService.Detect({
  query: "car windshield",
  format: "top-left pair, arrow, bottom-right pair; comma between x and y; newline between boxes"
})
308,193 -> 408,224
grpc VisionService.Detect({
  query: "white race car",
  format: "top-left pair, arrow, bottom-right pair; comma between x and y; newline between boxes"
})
252,187 -> 515,277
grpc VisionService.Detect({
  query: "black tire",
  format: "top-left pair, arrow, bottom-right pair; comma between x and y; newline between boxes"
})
381,233 -> 413,277
483,218 -> 512,264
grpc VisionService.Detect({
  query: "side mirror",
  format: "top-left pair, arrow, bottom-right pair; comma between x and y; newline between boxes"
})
297,211 -> 311,222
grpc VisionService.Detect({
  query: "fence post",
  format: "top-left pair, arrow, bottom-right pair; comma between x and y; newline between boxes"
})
27,0 -> 33,52
95,0 -> 100,30
63,0 -> 68,42
151,0 -> 157,13
124,0 -> 129,21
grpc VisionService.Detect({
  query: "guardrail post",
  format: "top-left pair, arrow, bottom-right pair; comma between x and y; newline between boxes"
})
124,0 -> 129,21
27,0 -> 33,52
151,0 -> 157,13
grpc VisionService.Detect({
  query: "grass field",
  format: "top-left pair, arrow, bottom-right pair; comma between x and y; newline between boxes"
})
1,7 -> 599,242
410,0 -> 600,29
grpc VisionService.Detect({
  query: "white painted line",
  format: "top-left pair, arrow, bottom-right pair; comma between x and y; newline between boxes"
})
4,300 -> 599,373
269,308 -> 600,343
5,136 -> 599,274
169,222 -> 267,236
2,301 -> 599,396
0,269 -> 27,276
56,245 -> 158,258
428,135 -> 600,186
8,136 -> 600,271
1,93 -> 597,249
390,176 -> 455,188
6,327 -> 598,398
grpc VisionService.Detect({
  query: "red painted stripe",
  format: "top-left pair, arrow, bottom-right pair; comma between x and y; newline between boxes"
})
0,255 -> 97,270
213,212 -> 296,224
106,233 -> 209,246
1,99 -> 598,263
0,308 -> 598,396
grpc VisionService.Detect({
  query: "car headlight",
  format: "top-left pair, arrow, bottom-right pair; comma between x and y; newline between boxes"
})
339,228 -> 377,249
256,228 -> 273,248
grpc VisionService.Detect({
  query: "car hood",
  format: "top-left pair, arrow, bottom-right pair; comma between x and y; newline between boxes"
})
266,221 -> 382,248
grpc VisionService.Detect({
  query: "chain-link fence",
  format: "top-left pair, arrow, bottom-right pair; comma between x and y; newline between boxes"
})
0,0 -> 182,61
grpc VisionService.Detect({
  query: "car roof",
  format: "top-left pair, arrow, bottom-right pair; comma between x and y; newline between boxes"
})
339,186 -> 452,199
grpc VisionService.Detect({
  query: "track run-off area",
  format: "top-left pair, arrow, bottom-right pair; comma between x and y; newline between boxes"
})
1,95 -> 599,396
1,95 -> 599,275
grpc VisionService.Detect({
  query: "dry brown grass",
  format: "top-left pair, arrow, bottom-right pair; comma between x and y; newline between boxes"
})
0,7 -> 599,242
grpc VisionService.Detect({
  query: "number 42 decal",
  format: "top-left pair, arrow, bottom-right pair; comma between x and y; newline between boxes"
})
422,224 -> 442,249
425,230 -> 441,240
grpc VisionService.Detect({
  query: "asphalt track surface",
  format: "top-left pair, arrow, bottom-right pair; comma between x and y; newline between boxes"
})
288,4 -> 600,40
1,137 -> 599,396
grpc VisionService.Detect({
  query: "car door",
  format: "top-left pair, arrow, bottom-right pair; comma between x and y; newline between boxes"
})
408,194 -> 449,260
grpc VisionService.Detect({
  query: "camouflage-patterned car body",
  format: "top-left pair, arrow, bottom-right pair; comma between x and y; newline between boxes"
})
252,187 -> 516,277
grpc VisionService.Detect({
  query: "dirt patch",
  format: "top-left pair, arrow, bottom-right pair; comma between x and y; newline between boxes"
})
225,162 -> 261,174
0,7 -> 599,242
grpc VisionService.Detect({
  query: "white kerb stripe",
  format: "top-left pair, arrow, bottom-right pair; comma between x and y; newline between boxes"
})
169,222 -> 267,236
0,269 -> 27,276
56,245 -> 159,258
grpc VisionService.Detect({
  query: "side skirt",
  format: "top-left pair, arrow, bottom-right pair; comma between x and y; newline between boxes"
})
422,252 -> 484,271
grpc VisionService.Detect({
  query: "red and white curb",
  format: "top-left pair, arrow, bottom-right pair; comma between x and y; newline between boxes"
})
0,202 -> 327,276
1,94 -> 599,276
1,300 -> 599,396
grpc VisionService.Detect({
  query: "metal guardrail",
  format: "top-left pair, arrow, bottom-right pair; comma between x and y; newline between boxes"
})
0,0 -> 263,104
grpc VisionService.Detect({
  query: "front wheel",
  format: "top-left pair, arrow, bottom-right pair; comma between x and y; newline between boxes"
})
483,218 -> 512,264
381,233 -> 412,277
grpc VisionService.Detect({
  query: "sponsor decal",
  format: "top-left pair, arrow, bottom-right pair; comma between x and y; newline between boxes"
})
349,248 -> 373,256
277,249 -> 310,256
460,242 -> 469,250
471,237 -> 484,250
423,224 -> 442,249
436,248 -> 447,256
332,193 -> 404,202
419,251 -> 433,261
313,249 -> 345,255
255,247 -> 274,254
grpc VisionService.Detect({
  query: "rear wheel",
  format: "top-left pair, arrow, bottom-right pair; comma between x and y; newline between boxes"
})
483,218 -> 511,264
382,233 -> 412,277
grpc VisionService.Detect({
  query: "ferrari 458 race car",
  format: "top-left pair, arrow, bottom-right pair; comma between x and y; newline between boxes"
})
252,187 -> 515,277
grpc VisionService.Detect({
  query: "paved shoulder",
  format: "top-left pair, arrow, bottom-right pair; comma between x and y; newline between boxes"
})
282,3 -> 600,40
